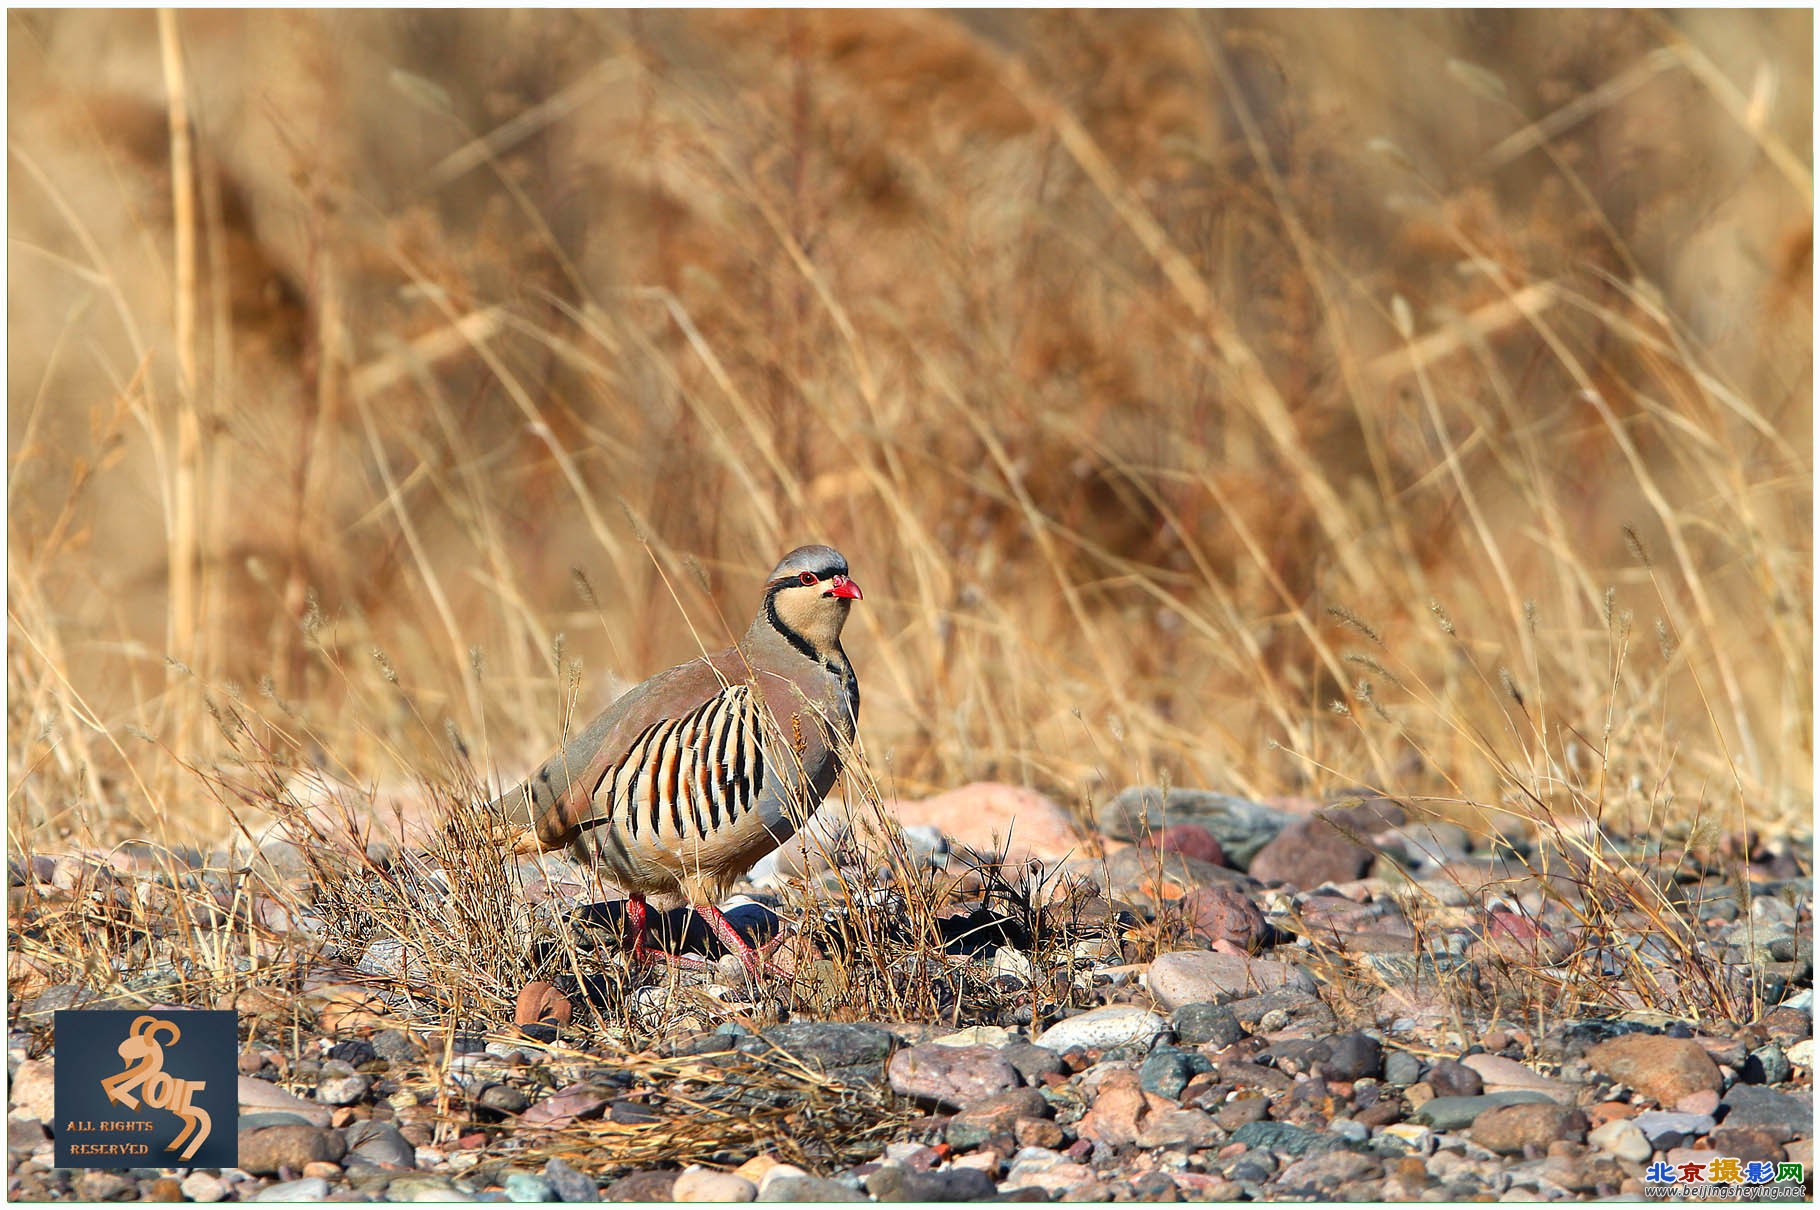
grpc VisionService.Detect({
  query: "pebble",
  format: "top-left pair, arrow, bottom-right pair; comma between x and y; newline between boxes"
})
1412,1091 -> 1557,1130
1719,1083 -> 1812,1141
1384,1051 -> 1423,1086
239,1123 -> 348,1174
7,1060 -> 54,1121
1170,1002 -> 1243,1048
866,1164 -> 998,1201
887,1043 -> 1021,1109
238,1075 -> 334,1126
759,1174 -> 867,1201
180,1173 -> 230,1203
672,1167 -> 757,1202
1426,1059 -> 1483,1097
1470,1101 -> 1588,1154
1247,813 -> 1375,887
947,1087 -> 1050,1149
388,1174 -> 478,1201
1459,1053 -> 1569,1098
1632,1110 -> 1715,1148
750,1022 -> 895,1070
346,1119 -> 419,1168
1033,1005 -> 1168,1053
1588,1117 -> 1652,1163
1583,1034 -> 1722,1105
1146,950 -> 1317,1009
502,1172 -> 558,1202
251,1178 -> 331,1202
542,1157 -> 597,1202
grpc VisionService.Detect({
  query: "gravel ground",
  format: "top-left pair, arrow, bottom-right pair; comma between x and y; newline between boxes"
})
8,784 -> 1813,1202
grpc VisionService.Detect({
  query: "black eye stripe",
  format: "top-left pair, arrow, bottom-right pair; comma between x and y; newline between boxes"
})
769,568 -> 846,590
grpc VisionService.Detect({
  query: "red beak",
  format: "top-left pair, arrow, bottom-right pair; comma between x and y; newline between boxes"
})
827,575 -> 863,601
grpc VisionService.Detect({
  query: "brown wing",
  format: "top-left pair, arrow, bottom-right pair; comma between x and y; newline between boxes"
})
496,648 -> 750,848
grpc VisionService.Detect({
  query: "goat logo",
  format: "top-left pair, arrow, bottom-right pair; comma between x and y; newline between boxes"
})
56,1009 -> 235,1168
98,1016 -> 212,1162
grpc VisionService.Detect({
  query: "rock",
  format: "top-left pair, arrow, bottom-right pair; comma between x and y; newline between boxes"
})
315,1060 -> 370,1105
1584,1034 -> 1723,1105
1139,1047 -> 1209,1101
1459,1053 -> 1569,1098
372,1029 -> 425,1062
672,1167 -> 757,1202
1000,1041 -> 1066,1083
890,783 -> 1083,864
1227,1119 -> 1339,1157
1322,1033 -> 1383,1081
866,1165 -> 999,1202
74,1172 -> 135,1201
1744,1043 -> 1792,1085
1719,1084 -> 1811,1142
1426,1059 -> 1484,1098
7,1059 -> 54,1121
1276,1150 -> 1384,1195
1001,1147 -> 1095,1195
948,1087 -> 1051,1150
1177,886 -> 1267,953
238,1123 -> 347,1175
1247,814 -> 1374,887
1033,1005 -> 1168,1053
888,1043 -> 1021,1110
480,1084 -> 531,1114
521,1084 -> 611,1126
345,1119 -> 417,1168
1588,1118 -> 1652,1163
1633,1111 -> 1716,1149
1146,950 -> 1316,1010
502,1172 -> 558,1202
238,1074 -> 333,1126
543,1157 -> 598,1202
603,1171 -> 676,1201
389,1175 -> 478,1201
1171,1002 -> 1243,1048
1098,788 -> 1291,867
1710,1125 -> 1790,1161
1412,1091 -> 1557,1130
1384,1051 -> 1423,1087
1470,1102 -> 1589,1155
750,1022 -> 894,1071
759,1175 -> 867,1202
251,1178 -> 331,1202
516,982 -> 572,1028
179,1173 -> 229,1202
1152,824 -> 1226,866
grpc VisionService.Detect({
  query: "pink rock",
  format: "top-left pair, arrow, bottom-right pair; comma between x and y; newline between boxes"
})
1179,886 -> 1267,954
1151,824 -> 1226,867
890,783 -> 1083,864
1674,1089 -> 1721,1117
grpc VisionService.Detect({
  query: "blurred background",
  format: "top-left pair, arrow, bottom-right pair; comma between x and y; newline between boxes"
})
8,10 -> 1811,849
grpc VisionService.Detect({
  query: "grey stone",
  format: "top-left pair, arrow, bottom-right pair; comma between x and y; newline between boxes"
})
1719,1083 -> 1811,1142
503,1172 -> 558,1202
1383,1051 -> 1423,1087
1744,1044 -> 1792,1086
748,1022 -> 895,1071
1321,1033 -> 1383,1081
867,1165 -> 999,1202
543,1158 -> 598,1202
1098,788 -> 1292,867
887,1043 -> 1021,1110
760,1175 -> 868,1202
1411,1091 -> 1555,1131
1171,1002 -> 1243,1048
251,1179 -> 333,1200
1001,1040 -> 1066,1082
387,1174 -> 478,1201
1228,1120 -> 1340,1157
1632,1111 -> 1715,1149
1139,1047 -> 1210,1101
345,1120 -> 417,1169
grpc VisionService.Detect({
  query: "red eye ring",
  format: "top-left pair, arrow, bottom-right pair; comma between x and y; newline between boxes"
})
798,570 -> 817,585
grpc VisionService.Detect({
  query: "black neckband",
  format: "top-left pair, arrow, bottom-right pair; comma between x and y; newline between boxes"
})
764,590 -> 821,663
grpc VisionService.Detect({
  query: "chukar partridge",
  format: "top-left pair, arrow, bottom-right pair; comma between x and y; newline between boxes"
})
496,545 -> 861,971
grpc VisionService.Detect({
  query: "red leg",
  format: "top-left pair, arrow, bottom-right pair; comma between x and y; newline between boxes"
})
693,902 -> 777,976
626,893 -> 657,965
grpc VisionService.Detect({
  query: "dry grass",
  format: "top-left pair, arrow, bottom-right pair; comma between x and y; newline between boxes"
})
8,12 -> 1811,991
